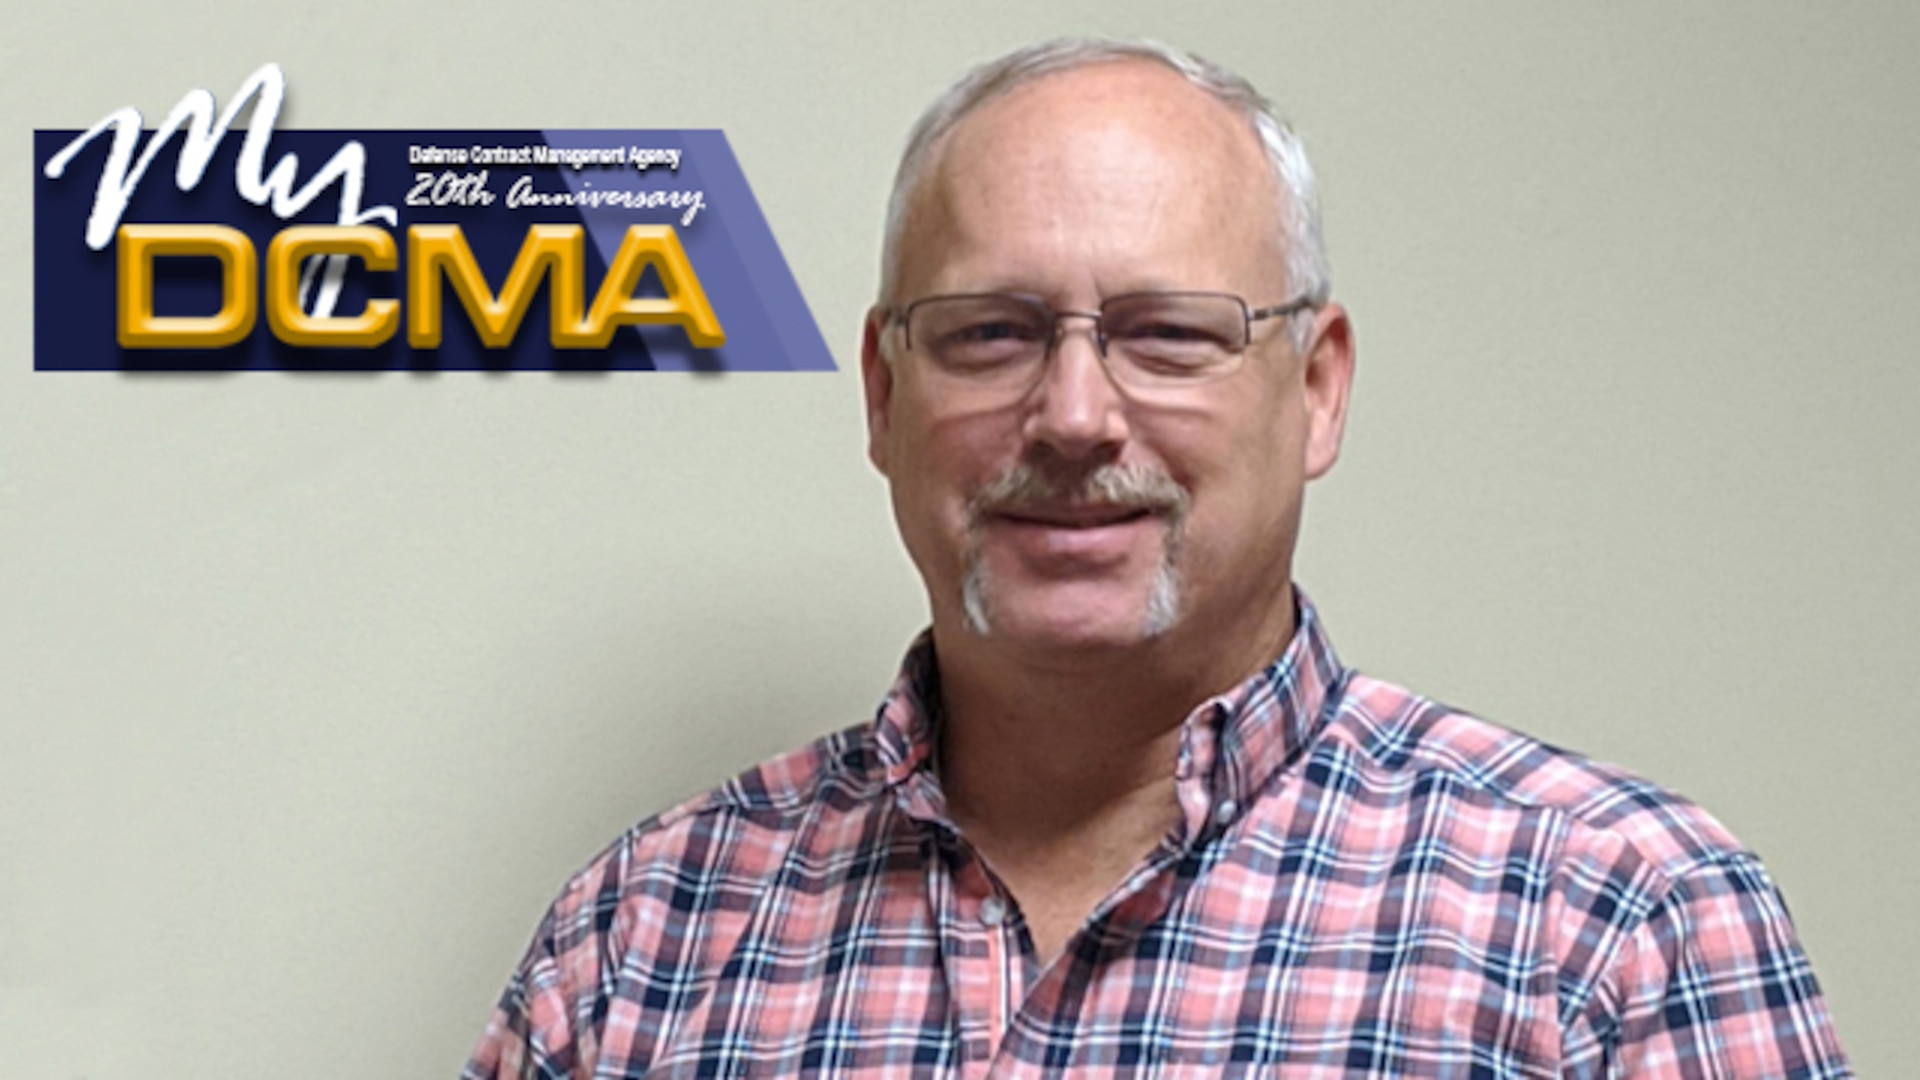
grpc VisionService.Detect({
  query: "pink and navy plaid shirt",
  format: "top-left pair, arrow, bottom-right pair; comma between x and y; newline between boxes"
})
465,599 -> 1849,1077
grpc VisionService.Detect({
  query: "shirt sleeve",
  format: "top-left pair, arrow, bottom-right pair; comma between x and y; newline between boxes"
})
1573,852 -> 1851,1078
462,914 -> 585,1080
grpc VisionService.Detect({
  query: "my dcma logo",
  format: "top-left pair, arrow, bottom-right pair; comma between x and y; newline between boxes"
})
32,63 -> 838,372
110,223 -> 720,350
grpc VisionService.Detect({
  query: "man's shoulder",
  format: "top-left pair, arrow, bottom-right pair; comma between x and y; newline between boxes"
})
539,722 -> 889,930
1325,671 -> 1750,880
651,720 -> 889,828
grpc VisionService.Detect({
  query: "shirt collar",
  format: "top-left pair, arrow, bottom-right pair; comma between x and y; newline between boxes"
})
870,591 -> 1348,838
1169,591 -> 1348,839
873,630 -> 943,790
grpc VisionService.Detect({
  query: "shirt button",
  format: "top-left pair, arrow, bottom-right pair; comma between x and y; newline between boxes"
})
979,895 -> 1007,928
1213,798 -> 1238,825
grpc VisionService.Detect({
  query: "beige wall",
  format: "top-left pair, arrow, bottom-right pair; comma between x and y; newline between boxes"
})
3,1 -> 1911,1073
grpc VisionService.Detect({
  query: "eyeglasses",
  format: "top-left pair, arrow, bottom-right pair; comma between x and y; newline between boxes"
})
887,290 -> 1316,397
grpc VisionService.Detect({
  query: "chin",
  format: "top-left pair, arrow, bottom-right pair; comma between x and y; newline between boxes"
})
960,558 -> 1182,644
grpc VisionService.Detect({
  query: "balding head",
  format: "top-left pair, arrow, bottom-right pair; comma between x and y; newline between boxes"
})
889,59 -> 1285,325
877,38 -> 1329,325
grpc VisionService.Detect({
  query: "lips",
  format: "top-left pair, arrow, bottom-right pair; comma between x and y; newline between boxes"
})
980,503 -> 1168,568
994,504 -> 1158,529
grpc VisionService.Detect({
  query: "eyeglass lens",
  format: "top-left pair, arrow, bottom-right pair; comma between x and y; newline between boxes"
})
907,293 -> 1252,388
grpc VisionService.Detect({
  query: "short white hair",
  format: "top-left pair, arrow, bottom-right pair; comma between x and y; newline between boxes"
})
878,37 -> 1332,323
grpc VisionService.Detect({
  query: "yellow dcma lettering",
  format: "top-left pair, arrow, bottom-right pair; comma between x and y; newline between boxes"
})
117,224 -> 256,348
408,224 -> 723,349
266,226 -> 400,347
572,226 -> 723,349
113,224 -> 724,351
407,224 -> 583,349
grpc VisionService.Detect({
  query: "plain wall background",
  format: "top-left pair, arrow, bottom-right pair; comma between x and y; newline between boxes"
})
3,1 -> 1912,1074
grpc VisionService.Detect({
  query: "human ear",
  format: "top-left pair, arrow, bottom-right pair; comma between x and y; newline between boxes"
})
860,308 -> 895,476
1299,303 -> 1355,480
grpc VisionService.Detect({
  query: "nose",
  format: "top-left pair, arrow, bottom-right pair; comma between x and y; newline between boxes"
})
1021,312 -> 1129,460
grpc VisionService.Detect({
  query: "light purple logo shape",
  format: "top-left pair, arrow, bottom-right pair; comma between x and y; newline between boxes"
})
545,129 -> 834,373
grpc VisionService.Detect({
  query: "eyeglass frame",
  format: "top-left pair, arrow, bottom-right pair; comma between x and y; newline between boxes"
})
882,289 -> 1321,390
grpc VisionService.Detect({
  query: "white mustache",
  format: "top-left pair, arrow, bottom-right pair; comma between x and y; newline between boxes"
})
969,461 -> 1190,520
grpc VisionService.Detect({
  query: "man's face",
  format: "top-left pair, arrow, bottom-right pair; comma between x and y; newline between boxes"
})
863,61 -> 1353,664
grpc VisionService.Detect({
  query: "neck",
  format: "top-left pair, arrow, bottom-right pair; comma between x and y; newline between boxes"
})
934,588 -> 1299,808
927,595 -> 1298,959
938,646 -> 1194,831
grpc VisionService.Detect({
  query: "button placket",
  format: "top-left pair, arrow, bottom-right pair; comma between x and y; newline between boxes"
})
938,846 -> 1024,1077
979,894 -> 1007,928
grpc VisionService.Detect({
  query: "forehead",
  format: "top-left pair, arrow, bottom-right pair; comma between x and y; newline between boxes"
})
895,61 -> 1286,300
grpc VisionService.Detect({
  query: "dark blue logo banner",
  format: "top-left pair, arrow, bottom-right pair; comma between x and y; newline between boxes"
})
34,66 -> 834,372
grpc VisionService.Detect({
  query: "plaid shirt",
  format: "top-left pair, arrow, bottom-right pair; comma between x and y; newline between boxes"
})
465,599 -> 1849,1078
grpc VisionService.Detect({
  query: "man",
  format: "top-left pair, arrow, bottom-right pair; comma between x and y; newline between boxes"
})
465,39 -> 1849,1077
